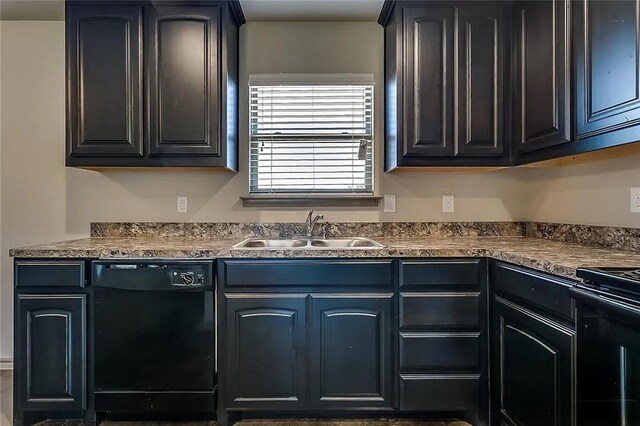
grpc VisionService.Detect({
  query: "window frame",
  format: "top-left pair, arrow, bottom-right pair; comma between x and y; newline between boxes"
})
247,73 -> 375,199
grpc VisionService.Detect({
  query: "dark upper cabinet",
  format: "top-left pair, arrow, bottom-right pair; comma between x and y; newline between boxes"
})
574,0 -> 640,140
492,296 -> 575,426
309,294 -> 394,409
512,0 -> 640,163
223,294 -> 307,410
66,4 -> 144,158
15,294 -> 86,412
402,6 -> 455,158
66,1 -> 244,169
146,6 -> 221,157
457,3 -> 507,157
513,0 -> 571,154
381,1 -> 509,169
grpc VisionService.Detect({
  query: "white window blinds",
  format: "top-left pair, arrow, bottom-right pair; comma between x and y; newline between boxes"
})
249,77 -> 374,194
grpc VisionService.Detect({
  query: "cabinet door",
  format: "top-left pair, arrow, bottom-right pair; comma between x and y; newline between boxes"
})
146,6 -> 221,157
15,294 -> 86,411
66,4 -> 143,157
402,6 -> 455,158
513,0 -> 571,153
309,294 -> 394,409
492,296 -> 575,426
574,0 -> 640,139
224,294 -> 307,410
456,3 -> 507,157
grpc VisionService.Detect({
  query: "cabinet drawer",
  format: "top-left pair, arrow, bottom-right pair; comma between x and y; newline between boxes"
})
400,292 -> 480,328
492,261 -> 575,322
400,332 -> 480,369
399,374 -> 480,411
15,260 -> 85,288
399,259 -> 480,288
221,259 -> 394,288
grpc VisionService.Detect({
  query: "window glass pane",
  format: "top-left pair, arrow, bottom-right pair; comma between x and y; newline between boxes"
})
249,84 -> 374,194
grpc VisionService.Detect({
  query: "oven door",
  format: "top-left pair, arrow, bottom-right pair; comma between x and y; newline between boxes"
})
572,287 -> 640,426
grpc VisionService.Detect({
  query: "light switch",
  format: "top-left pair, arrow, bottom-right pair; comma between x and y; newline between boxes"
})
383,195 -> 396,213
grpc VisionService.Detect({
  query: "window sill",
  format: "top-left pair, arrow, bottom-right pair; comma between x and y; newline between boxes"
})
240,195 -> 382,207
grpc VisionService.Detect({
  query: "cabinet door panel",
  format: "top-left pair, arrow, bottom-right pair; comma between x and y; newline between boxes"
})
310,294 -> 393,409
16,294 -> 86,411
399,259 -> 480,289
66,5 -> 143,157
403,7 -> 455,157
15,260 -> 85,288
399,374 -> 480,411
575,0 -> 640,138
493,296 -> 575,426
457,4 -> 505,157
147,6 -> 221,156
400,332 -> 481,370
224,294 -> 307,410
514,0 -> 571,153
400,292 -> 480,329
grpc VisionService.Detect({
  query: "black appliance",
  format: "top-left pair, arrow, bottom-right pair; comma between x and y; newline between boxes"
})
91,260 -> 215,415
572,267 -> 640,426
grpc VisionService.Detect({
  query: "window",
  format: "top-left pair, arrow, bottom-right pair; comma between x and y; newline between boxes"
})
249,75 -> 373,195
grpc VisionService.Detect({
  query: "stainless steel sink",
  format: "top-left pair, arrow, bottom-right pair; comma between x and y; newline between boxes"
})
234,239 -> 309,249
308,238 -> 384,248
232,237 -> 384,250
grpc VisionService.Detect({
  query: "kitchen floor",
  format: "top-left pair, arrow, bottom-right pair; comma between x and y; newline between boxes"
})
0,372 -> 469,426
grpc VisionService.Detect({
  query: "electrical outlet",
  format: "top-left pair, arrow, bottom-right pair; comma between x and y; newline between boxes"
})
442,195 -> 455,213
631,187 -> 640,213
177,196 -> 188,213
383,194 -> 396,213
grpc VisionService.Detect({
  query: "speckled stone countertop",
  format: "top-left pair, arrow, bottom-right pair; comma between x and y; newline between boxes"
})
10,235 -> 640,280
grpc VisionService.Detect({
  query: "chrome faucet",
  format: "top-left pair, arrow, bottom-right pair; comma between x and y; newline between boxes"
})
305,210 -> 324,238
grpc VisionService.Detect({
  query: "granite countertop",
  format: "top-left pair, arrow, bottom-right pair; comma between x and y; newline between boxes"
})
10,235 -> 640,280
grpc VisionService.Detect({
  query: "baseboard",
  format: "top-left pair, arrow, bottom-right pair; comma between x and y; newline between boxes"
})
0,358 -> 13,370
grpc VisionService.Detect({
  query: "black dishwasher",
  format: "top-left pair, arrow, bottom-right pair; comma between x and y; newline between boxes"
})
92,260 -> 215,415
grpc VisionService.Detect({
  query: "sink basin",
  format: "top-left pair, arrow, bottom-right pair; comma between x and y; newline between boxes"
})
236,239 -> 309,249
232,237 -> 384,250
308,238 -> 384,248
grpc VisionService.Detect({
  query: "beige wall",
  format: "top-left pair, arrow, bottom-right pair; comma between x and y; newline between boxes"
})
0,20 -> 638,360
525,155 -> 640,228
0,22 -> 3,366
0,20 -> 529,360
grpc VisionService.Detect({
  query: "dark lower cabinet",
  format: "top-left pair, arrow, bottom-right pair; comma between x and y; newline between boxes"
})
492,296 -> 575,426
15,294 -> 87,412
218,259 -> 397,417
223,294 -> 307,410
400,292 -> 481,328
309,294 -> 394,409
399,374 -> 481,412
222,292 -> 395,412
